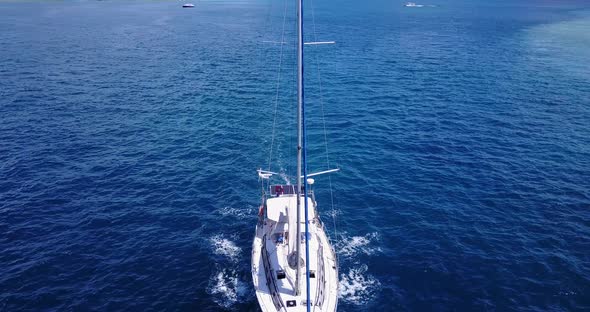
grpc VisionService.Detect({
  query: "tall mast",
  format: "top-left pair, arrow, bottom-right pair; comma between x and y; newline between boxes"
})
296,0 -> 312,310
295,0 -> 303,298
301,0 -> 311,306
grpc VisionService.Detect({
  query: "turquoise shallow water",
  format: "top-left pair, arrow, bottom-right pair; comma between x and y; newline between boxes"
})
1,0 -> 589,311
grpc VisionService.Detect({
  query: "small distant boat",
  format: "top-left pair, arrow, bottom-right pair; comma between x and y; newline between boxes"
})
182,3 -> 194,8
405,2 -> 424,7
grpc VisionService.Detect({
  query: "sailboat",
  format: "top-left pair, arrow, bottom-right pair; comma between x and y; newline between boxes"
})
251,0 -> 339,311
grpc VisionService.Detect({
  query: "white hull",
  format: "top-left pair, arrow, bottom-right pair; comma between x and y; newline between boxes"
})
252,193 -> 338,311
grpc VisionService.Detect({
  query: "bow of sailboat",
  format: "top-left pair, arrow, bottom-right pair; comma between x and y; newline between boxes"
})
252,191 -> 338,311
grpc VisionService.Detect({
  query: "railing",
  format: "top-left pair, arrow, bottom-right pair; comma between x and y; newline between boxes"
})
315,243 -> 326,307
261,235 -> 286,311
268,184 -> 316,199
269,184 -> 302,196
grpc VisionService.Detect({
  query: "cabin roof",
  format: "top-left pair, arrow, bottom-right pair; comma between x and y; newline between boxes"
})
266,195 -> 316,222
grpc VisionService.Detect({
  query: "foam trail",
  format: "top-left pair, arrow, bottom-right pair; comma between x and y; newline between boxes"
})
339,264 -> 381,305
210,234 -> 241,263
279,171 -> 290,184
207,234 -> 250,308
207,268 -> 248,308
217,206 -> 254,218
336,232 -> 382,258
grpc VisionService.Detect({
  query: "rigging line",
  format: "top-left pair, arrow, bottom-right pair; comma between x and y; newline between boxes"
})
262,0 -> 275,42
309,0 -> 330,169
257,0 -> 274,74
310,0 -> 339,254
286,0 -> 301,183
267,0 -> 290,172
289,30 -> 299,182
259,0 -> 276,194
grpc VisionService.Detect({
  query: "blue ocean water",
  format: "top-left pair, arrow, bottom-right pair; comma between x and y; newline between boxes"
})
1,0 -> 589,311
